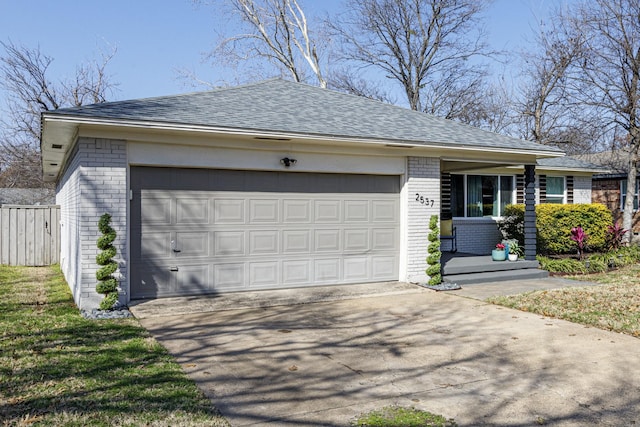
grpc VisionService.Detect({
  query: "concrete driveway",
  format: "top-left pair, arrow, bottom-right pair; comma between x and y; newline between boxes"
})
133,282 -> 640,426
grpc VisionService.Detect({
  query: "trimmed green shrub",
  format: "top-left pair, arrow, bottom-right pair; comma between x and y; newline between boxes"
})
498,204 -> 612,255
537,204 -> 611,254
96,213 -> 119,310
425,215 -> 442,286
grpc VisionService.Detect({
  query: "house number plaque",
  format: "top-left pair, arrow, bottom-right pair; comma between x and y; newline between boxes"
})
415,193 -> 435,207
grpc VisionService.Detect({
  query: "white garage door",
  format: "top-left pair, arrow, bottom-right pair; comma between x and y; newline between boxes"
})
130,167 -> 400,299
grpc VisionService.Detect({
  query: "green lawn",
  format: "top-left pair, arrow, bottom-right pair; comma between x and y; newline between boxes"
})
488,264 -> 640,337
0,265 -> 229,426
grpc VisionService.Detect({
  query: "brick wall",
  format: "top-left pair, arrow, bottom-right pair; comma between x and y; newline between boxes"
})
452,218 -> 503,254
406,157 -> 440,281
56,137 -> 128,310
593,177 -> 640,234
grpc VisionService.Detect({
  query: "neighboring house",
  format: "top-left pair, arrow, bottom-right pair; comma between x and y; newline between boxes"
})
40,79 -> 599,310
574,150 -> 640,238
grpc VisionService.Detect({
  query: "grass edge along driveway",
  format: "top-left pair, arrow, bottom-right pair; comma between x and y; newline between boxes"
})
0,265 -> 230,427
488,264 -> 640,338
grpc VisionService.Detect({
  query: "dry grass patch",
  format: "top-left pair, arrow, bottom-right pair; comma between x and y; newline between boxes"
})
488,264 -> 640,337
0,265 -> 229,426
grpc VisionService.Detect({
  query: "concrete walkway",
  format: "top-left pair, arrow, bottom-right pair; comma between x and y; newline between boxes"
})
133,280 -> 640,426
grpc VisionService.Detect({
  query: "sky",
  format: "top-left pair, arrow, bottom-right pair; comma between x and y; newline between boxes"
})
0,0 -> 569,105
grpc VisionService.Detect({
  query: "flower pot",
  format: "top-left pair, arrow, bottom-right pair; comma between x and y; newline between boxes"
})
508,253 -> 518,261
491,249 -> 506,261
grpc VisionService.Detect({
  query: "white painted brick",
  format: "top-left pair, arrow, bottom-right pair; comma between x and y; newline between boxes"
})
56,137 -> 128,310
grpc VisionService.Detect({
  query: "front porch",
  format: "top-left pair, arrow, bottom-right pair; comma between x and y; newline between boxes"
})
441,252 -> 548,285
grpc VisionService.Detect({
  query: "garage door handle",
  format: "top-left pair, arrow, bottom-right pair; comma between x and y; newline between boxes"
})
170,267 -> 179,271
171,240 -> 181,252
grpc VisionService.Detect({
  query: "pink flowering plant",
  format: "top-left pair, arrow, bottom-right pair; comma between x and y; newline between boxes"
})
495,243 -> 505,250
570,226 -> 587,260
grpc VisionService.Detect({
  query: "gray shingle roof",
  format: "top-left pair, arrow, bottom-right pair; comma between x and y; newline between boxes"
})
48,79 -> 562,153
537,156 -> 607,171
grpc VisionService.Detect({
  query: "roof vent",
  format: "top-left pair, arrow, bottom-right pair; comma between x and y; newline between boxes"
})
52,144 -> 63,149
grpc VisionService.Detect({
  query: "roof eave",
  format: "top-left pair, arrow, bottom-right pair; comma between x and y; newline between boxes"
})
41,113 -> 565,181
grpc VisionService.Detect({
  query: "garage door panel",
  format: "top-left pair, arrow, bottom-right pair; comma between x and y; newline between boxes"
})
249,231 -> 279,255
314,259 -> 340,282
343,257 -> 369,280
141,197 -> 171,225
372,200 -> 398,222
214,199 -> 245,223
283,199 -> 311,222
250,199 -> 279,223
176,198 -> 209,224
249,262 -> 279,288
372,229 -> 396,250
175,232 -> 210,257
131,167 -> 400,299
282,260 -> 311,284
283,230 -> 311,253
214,231 -> 245,256
214,263 -> 245,289
314,200 -> 340,222
141,232 -> 172,258
372,256 -> 397,279
344,201 -> 369,222
134,262 -> 173,297
344,229 -> 369,251
177,264 -> 211,293
314,229 -> 341,252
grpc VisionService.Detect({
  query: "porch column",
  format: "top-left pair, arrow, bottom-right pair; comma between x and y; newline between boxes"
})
524,164 -> 537,260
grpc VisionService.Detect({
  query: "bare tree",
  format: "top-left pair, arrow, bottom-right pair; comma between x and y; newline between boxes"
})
0,41 -> 117,187
560,0 -> 640,241
510,13 -> 609,156
198,0 -> 327,87
327,68 -> 396,103
329,0 -> 492,114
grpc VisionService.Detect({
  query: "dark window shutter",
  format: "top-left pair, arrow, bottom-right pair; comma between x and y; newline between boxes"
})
567,176 -> 574,204
539,175 -> 547,203
516,174 -> 525,204
441,172 -> 451,213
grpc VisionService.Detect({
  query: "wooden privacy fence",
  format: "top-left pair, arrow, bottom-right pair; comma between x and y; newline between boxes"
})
0,205 -> 60,266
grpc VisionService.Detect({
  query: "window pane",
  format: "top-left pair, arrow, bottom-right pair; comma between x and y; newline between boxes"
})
546,196 -> 564,204
621,179 -> 639,210
547,176 -> 565,198
467,175 -> 482,217
500,176 -> 514,215
482,176 -> 498,216
451,175 -> 464,217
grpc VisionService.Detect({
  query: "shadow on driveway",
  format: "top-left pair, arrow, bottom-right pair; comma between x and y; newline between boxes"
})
135,282 -> 640,426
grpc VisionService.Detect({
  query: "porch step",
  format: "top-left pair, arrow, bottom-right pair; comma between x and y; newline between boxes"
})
442,257 -> 540,276
443,268 -> 549,285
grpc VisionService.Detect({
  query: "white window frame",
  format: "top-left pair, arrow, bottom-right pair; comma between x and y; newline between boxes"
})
620,179 -> 639,212
545,176 -> 566,204
451,174 -> 516,218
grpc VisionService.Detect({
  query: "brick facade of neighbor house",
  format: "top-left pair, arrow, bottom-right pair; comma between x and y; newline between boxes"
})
57,138 -> 128,310
592,176 -> 640,234
406,157 -> 440,281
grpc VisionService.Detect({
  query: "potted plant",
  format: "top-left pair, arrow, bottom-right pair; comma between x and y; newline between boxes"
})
491,243 -> 506,261
508,241 -> 522,261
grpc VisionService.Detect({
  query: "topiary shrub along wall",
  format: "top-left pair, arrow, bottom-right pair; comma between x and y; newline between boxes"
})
426,215 -> 442,286
95,213 -> 119,310
497,203 -> 612,255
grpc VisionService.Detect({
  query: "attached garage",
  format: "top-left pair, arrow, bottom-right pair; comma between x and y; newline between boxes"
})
130,167 -> 401,299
